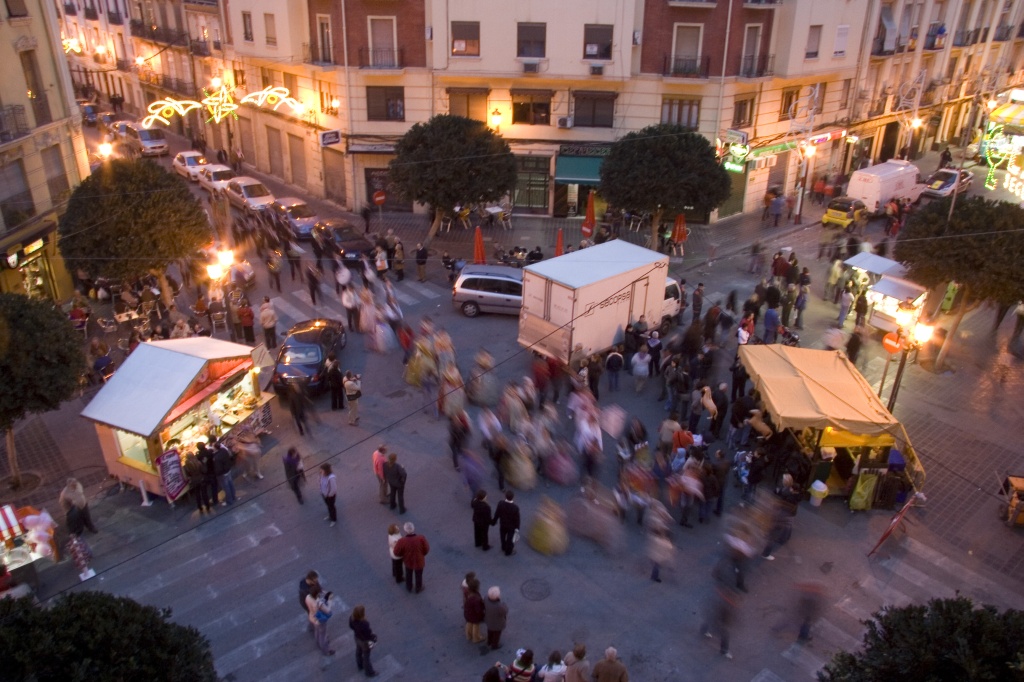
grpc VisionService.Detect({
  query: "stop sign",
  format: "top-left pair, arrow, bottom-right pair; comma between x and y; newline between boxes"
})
881,332 -> 903,354
373,190 -> 386,206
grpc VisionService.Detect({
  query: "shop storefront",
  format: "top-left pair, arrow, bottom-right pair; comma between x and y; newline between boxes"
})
553,144 -> 608,218
865,276 -> 928,333
0,222 -> 73,301
514,155 -> 551,215
81,338 -> 274,502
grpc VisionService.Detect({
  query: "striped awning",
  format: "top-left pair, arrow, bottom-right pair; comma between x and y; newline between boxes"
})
989,102 -> 1024,127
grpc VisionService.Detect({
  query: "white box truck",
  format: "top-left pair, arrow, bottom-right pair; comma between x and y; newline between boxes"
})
517,240 -> 682,365
846,159 -> 927,216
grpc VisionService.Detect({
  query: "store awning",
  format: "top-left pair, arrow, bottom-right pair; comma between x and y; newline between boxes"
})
554,155 -> 603,184
989,102 -> 1024,127
871,275 -> 927,303
81,338 -> 255,437
737,345 -> 900,436
844,252 -> 907,277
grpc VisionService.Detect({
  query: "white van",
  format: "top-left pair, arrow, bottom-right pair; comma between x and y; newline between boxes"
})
845,160 -> 926,216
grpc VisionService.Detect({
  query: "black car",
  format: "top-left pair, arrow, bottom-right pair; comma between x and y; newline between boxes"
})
313,219 -> 375,269
271,319 -> 347,394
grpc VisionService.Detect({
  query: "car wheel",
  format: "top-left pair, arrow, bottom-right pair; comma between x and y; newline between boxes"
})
461,301 -> 480,318
660,316 -> 673,334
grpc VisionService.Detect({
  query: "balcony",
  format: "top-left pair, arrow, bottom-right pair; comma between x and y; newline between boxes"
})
303,43 -> 336,66
871,37 -> 893,56
663,54 -> 710,78
743,0 -> 781,6
1018,21 -> 1024,39
738,53 -> 773,78
358,47 -> 403,69
30,94 -> 51,127
63,2 -> 76,15
213,39 -> 221,50
0,105 -> 30,143
190,39 -> 210,56
867,98 -> 887,117
83,5 -> 98,19
666,0 -> 716,7
139,70 -> 196,97
129,19 -> 188,46
107,9 -> 121,24
115,58 -> 130,71
994,24 -> 1014,41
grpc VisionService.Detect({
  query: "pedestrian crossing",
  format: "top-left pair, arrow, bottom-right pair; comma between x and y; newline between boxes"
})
269,279 -> 445,333
751,533 -> 1024,681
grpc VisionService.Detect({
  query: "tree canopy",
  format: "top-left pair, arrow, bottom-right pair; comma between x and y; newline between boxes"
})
388,114 -> 517,240
894,195 -> 1024,305
58,159 -> 210,283
599,124 -> 732,245
0,592 -> 218,681
819,597 -> 1024,682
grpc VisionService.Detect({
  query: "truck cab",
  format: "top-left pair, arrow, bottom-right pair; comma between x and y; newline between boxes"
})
663,277 -> 682,329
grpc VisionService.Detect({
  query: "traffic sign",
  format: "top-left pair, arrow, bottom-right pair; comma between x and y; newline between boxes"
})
319,129 -> 341,147
372,190 -> 386,206
882,332 -> 904,354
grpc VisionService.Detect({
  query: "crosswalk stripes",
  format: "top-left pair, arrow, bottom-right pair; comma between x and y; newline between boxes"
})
271,279 -> 447,332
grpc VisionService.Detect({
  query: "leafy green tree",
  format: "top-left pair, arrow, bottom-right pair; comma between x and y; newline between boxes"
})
819,597 -> 1024,682
388,114 -> 517,241
894,195 -> 1024,367
58,159 -> 210,304
0,293 -> 86,489
0,592 -> 218,681
599,124 -> 732,248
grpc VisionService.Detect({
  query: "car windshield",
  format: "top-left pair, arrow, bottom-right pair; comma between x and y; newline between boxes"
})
212,170 -> 233,181
828,199 -> 853,211
139,129 -> 166,141
244,183 -> 271,198
331,226 -> 361,242
281,344 -> 321,364
188,156 -> 207,166
83,105 -> 97,114
288,204 -> 316,219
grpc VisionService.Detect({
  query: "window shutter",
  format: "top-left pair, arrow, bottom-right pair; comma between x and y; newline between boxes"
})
834,25 -> 849,56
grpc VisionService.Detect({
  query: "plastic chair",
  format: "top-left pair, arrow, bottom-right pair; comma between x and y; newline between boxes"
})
210,311 -> 228,334
440,215 -> 453,233
499,211 -> 512,230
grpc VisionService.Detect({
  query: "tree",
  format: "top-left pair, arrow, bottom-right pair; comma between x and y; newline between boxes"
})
819,597 -> 1024,681
894,196 -> 1024,368
388,114 -> 517,241
0,293 -> 86,489
599,124 -> 732,249
58,159 -> 210,305
0,591 -> 218,681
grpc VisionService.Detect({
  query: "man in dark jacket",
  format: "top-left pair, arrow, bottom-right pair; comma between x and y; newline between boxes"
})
383,452 -> 407,514
471,490 -> 492,551
710,383 -> 729,440
196,441 -> 219,509
491,490 -> 521,556
325,352 -> 345,411
212,438 -> 236,505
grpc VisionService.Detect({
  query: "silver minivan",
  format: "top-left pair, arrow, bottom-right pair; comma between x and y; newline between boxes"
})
124,122 -> 169,157
452,265 -> 523,317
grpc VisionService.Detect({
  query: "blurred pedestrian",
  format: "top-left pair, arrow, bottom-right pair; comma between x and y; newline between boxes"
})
344,371 -> 362,425
387,524 -> 404,584
794,285 -> 808,330
384,452 -> 407,514
283,447 -> 305,504
212,438 -> 236,505
341,285 -> 359,330
307,265 -> 322,306
320,463 -> 338,527
393,521 -> 430,593
854,290 -> 869,327
838,286 -> 854,327
484,586 -> 508,650
472,489 -> 493,551
259,296 -> 278,349
299,569 -> 320,618
415,243 -> 428,282
605,346 -> 624,392
184,449 -> 210,513
325,351 -> 345,411
289,381 -> 312,436
591,646 -> 629,681
59,478 -> 98,533
393,240 -> 405,282
563,644 -> 590,682
795,581 -> 826,642
492,490 -> 521,556
463,576 -> 486,644
702,583 -> 739,659
349,605 -> 378,676
762,474 -> 800,561
645,498 -> 674,582
305,584 -> 335,657
631,347 -> 651,394
373,445 -> 389,505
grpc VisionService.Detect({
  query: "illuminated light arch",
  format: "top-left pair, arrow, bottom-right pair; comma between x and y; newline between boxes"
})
200,84 -> 239,123
138,86 -> 306,128
142,97 -> 203,128
240,86 -> 303,114
983,124 -> 1015,191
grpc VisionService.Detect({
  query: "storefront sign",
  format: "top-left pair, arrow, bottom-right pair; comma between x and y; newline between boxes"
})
319,130 -> 342,147
750,141 -> 797,158
725,129 -> 748,146
724,160 -> 746,173
156,449 -> 188,501
24,238 -> 45,255
807,129 -> 847,145
557,144 -> 610,157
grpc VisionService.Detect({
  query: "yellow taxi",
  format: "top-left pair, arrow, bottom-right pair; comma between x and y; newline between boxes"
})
821,196 -> 866,230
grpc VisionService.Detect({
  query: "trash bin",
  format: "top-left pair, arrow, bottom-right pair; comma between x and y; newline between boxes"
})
809,480 -> 828,507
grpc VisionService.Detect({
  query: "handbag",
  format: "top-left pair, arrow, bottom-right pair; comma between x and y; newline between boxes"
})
349,390 -> 362,400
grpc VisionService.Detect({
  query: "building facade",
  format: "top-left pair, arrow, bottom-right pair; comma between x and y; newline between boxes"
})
1,0 -> 90,299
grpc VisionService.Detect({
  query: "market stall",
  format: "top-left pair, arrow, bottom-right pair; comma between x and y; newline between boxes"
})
81,338 -> 273,503
864,275 -> 929,333
737,345 -> 924,510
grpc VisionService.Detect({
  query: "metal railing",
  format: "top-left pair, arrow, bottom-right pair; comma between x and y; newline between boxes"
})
115,58 -> 130,71
212,39 -> 221,50
738,53 -> 773,78
30,94 -> 51,126
129,19 -> 188,45
994,24 -> 1014,41
63,2 -> 76,15
107,10 -> 121,24
743,0 -> 781,5
302,43 -> 335,65
663,54 -> 710,78
358,47 -> 403,68
83,5 -> 98,19
190,39 -> 210,56
0,105 -> 30,143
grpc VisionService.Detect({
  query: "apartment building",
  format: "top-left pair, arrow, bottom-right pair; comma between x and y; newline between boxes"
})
61,0 -> 137,110
1,0 -> 90,299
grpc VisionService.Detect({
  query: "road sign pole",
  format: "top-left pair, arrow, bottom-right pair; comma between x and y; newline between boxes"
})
377,205 -> 382,232
878,351 -> 893,398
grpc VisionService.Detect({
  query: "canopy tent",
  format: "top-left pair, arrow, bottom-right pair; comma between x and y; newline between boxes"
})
737,345 -> 900,436
843,252 -> 907,278
81,338 -> 255,437
989,102 -> 1024,128
870,275 -> 927,303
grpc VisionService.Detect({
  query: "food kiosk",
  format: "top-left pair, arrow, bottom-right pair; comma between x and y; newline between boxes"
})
81,338 -> 273,503
864,275 -> 929,333
737,345 -> 925,510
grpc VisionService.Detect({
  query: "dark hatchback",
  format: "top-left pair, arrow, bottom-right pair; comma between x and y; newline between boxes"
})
313,219 -> 375,269
271,319 -> 347,394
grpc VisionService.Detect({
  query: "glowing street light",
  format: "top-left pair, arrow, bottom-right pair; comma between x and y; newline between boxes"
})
216,249 -> 234,267
98,142 -> 113,158
135,55 -> 145,66
910,117 -> 923,129
206,263 -> 223,280
211,76 -> 222,88
490,108 -> 502,132
887,300 -> 934,413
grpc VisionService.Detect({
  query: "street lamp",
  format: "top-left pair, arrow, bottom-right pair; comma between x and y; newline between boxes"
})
887,300 -> 934,412
98,142 -> 113,159
794,142 -> 816,225
490,108 -> 502,133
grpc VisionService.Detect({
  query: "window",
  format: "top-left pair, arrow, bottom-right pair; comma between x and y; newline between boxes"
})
368,16 -> 397,67
41,145 -> 69,204
841,78 -> 852,107
733,97 -> 754,126
367,86 -> 404,121
451,21 -> 480,56
283,72 -> 297,95
242,11 -> 253,42
260,67 -> 273,88
812,82 -> 827,114
264,13 -> 276,46
583,24 -> 613,60
316,16 -> 333,64
448,89 -> 488,121
511,90 -> 551,125
5,0 -> 29,18
805,25 -> 822,58
517,23 -> 545,58
779,87 -> 799,120
233,66 -> 246,87
671,24 -> 703,76
573,92 -> 615,128
0,160 -> 35,229
834,24 -> 850,56
661,97 -> 700,129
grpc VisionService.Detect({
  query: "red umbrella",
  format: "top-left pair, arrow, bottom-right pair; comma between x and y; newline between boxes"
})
671,214 -> 688,243
581,192 -> 596,239
555,228 -> 564,256
473,226 -> 486,264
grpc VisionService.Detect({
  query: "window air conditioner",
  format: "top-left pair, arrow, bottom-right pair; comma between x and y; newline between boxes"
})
523,62 -> 539,73
590,64 -> 604,76
557,116 -> 573,128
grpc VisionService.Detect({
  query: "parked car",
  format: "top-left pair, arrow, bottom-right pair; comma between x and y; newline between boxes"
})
123,122 -> 169,156
821,196 -> 867,230
198,164 -> 236,194
172,151 -> 209,181
224,176 -> 275,214
922,168 -> 974,199
313,219 -> 375,268
77,100 -> 99,126
452,264 -> 524,317
270,197 -> 319,240
271,319 -> 347,394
